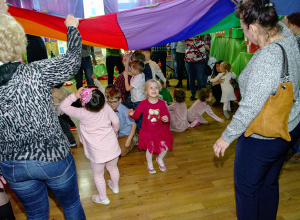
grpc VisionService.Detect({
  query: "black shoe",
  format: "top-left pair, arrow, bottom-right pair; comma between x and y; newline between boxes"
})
190,96 -> 197,101
212,101 -> 221,107
175,83 -> 182,88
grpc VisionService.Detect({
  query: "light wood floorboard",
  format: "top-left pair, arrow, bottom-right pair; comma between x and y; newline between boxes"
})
6,79 -> 300,220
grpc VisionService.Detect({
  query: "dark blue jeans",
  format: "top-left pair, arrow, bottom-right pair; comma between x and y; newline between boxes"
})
75,56 -> 94,89
171,49 -> 178,77
234,121 -> 300,220
185,61 -> 207,96
0,153 -> 86,220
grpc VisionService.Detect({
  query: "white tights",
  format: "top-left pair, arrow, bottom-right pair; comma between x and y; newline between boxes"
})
146,148 -> 168,168
90,157 -> 119,200
223,101 -> 230,111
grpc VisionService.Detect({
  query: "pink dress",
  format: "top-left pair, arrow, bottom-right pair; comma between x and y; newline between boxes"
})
167,102 -> 190,132
60,94 -> 121,163
187,100 -> 223,124
130,99 -> 173,154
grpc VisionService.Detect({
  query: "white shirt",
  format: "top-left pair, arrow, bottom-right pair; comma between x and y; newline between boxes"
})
130,73 -> 146,102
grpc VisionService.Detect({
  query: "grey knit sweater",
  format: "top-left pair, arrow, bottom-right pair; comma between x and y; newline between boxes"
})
223,22 -> 300,143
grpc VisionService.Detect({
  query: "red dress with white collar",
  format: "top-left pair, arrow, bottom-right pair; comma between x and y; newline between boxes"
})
130,99 -> 173,154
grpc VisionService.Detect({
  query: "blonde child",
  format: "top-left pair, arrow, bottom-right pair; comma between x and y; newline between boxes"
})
124,59 -> 147,130
167,90 -> 190,132
188,88 -> 224,126
128,79 -> 173,174
107,87 -> 137,156
209,62 -> 237,119
60,86 -> 121,205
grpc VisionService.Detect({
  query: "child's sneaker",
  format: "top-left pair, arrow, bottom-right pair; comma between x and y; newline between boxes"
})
133,133 -> 139,146
108,180 -> 119,194
189,120 -> 200,127
92,195 -> 110,205
69,126 -> 77,131
156,158 -> 167,172
70,143 -> 77,148
147,165 -> 156,174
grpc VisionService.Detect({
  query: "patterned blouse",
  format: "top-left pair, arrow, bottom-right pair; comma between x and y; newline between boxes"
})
184,36 -> 206,62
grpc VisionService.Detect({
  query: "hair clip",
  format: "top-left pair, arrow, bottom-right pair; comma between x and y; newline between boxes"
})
264,3 -> 273,7
81,88 -> 97,104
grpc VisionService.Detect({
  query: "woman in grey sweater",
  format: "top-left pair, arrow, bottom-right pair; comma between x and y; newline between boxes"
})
0,10 -> 86,219
213,0 -> 300,219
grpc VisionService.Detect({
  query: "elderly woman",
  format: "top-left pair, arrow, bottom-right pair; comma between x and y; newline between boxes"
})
0,4 -> 86,220
213,0 -> 300,219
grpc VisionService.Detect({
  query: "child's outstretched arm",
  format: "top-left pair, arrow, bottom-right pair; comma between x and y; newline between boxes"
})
124,71 -> 134,91
128,102 -> 144,120
209,73 -> 222,83
160,103 -> 170,123
123,52 -> 131,72
60,87 -> 85,120
206,105 -> 224,123
150,62 -> 166,87
91,74 -> 105,95
231,72 -> 237,79
125,123 -> 137,147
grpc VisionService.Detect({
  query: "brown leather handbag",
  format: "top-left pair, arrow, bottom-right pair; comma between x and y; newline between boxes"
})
244,43 -> 294,141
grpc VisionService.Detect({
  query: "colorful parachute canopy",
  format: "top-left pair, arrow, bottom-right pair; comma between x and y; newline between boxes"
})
8,0 -> 239,50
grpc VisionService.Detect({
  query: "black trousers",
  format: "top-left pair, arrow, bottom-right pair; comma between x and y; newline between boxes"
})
151,51 -> 167,77
106,56 -> 125,85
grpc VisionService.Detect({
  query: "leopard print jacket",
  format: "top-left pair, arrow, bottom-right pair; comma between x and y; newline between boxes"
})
0,27 -> 82,174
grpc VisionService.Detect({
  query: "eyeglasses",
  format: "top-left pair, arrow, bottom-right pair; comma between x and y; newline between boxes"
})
107,99 -> 120,104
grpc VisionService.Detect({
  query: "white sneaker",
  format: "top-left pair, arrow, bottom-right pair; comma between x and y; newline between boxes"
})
108,180 -> 119,194
92,195 -> 110,205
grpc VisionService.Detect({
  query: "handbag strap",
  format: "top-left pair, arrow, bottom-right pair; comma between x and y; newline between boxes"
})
275,43 -> 289,81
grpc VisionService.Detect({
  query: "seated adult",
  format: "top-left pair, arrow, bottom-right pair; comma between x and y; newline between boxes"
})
206,60 -> 223,106
0,10 -> 86,220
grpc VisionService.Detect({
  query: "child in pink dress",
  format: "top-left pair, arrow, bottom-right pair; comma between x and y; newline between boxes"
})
60,86 -> 121,205
167,90 -> 190,132
187,88 -> 224,126
128,79 -> 173,174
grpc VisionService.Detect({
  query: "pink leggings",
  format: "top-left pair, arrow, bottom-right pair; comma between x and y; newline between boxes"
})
90,157 -> 119,200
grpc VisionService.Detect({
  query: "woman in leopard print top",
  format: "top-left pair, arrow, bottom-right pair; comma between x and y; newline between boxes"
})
0,12 -> 86,219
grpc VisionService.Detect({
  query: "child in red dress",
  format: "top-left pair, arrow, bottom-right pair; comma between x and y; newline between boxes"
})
128,79 -> 173,174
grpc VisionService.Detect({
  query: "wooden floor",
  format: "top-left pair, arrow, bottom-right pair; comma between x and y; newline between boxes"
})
5,79 -> 300,220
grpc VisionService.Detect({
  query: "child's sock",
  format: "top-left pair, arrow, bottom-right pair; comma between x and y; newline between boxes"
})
190,120 -> 200,127
157,148 -> 168,164
224,110 -> 230,119
146,150 -> 154,168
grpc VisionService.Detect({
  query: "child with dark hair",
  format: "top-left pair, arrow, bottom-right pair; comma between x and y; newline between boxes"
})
187,88 -> 224,126
107,87 -> 137,156
60,86 -> 121,205
167,90 -> 191,132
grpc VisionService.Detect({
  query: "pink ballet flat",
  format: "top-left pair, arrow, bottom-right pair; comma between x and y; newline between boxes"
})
147,165 -> 156,174
156,158 -> 167,172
